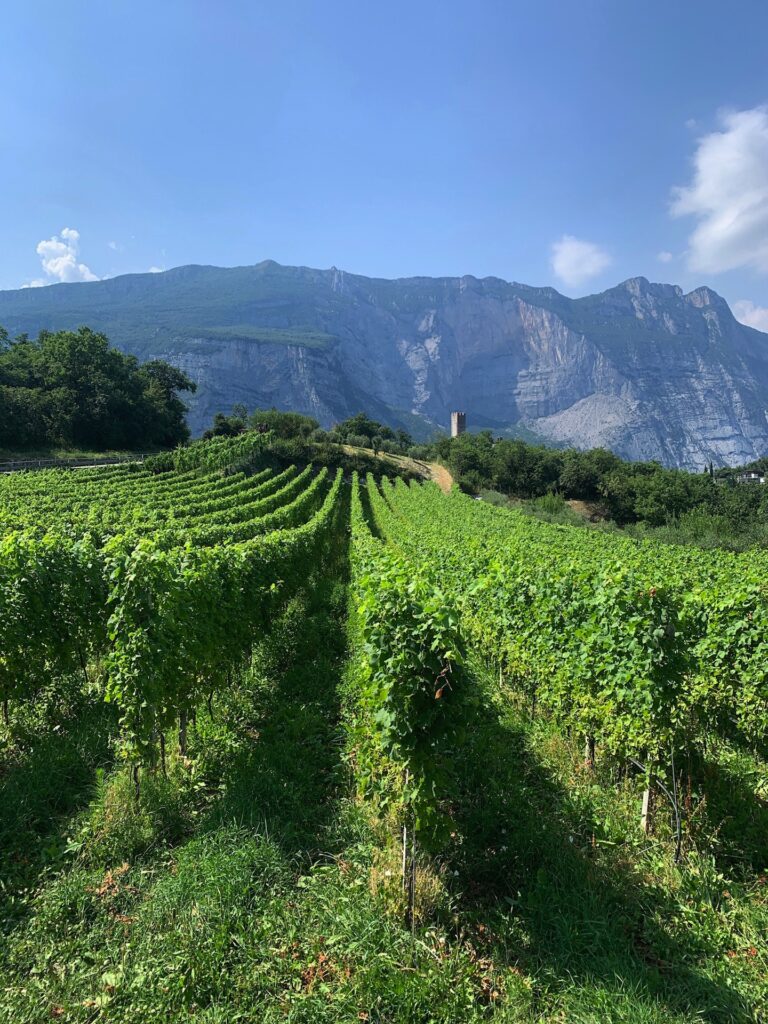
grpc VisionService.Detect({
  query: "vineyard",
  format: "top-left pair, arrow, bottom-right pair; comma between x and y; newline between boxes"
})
0,435 -> 766,1023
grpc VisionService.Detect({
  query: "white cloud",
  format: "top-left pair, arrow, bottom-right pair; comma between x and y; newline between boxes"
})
147,265 -> 164,273
107,240 -> 119,251
550,235 -> 611,288
732,299 -> 768,333
671,106 -> 768,274
657,250 -> 674,263
25,227 -> 100,286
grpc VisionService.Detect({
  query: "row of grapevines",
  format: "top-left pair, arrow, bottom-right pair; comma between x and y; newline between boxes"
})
0,463 -> 259,531
365,475 -> 768,776
143,429 -> 270,473
0,445 -> 345,763
0,431 -> 271,530
348,474 -> 463,836
65,465 -> 296,539
0,531 -> 106,716
106,468 -> 345,757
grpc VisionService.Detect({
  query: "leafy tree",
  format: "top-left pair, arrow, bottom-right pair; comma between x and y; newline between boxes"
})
335,412 -> 395,442
559,448 -> 621,500
247,408 -> 319,439
347,434 -> 371,449
203,412 -> 247,440
0,326 -> 195,451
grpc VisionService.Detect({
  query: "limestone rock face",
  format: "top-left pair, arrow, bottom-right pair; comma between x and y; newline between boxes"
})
2,261 -> 768,469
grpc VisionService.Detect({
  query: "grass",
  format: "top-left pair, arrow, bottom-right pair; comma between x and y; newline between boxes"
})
0,676 -> 116,928
1,563 -> 767,1020
174,325 -> 336,348
0,448 -> 149,463
447,663 -> 768,1021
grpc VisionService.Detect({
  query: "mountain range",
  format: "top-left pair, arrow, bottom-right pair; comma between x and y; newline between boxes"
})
2,260 -> 768,469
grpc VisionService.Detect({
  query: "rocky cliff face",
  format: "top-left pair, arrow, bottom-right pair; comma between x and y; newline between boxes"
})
2,260 -> 768,469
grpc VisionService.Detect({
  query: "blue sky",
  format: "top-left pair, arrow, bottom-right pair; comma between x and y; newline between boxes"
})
4,0 -> 768,328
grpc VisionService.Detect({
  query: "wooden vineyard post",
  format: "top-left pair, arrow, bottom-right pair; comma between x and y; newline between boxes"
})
641,770 -> 654,834
402,769 -> 409,902
401,769 -> 417,932
409,821 -> 417,935
402,819 -> 408,893
179,708 -> 188,757
585,735 -> 595,770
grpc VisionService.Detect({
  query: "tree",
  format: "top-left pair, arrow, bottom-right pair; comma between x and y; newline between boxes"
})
558,448 -> 620,500
203,412 -> 246,440
0,326 -> 195,451
335,413 -> 395,443
347,433 -> 371,449
247,408 -> 319,439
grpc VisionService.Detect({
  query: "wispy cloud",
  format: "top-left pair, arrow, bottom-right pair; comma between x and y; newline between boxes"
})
671,106 -> 768,274
656,250 -> 674,264
147,265 -> 164,273
732,299 -> 768,333
23,227 -> 99,287
550,235 -> 611,288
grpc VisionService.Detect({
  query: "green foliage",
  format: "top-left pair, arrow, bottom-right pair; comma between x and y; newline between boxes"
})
101,468 -> 343,758
330,413 -> 413,453
434,430 -> 563,499
178,324 -> 335,347
1,455 -> 767,1021
430,430 -> 768,545
248,407 -> 321,438
521,492 -> 586,526
0,531 -> 107,707
202,411 -> 247,439
203,407 -> 322,441
2,423 -> 768,1022
350,476 -> 464,833
529,491 -> 568,516
365,474 -> 768,778
259,433 -> 420,481
0,326 -> 195,450
144,430 -> 270,473
0,435 -> 345,762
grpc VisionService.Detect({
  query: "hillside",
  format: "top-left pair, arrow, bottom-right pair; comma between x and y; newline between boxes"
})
1,438 -> 766,1021
3,262 -> 768,468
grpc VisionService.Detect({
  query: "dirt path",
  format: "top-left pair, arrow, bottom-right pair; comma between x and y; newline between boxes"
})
426,462 -> 454,493
566,498 -> 609,522
382,455 -> 454,493
341,445 -> 454,493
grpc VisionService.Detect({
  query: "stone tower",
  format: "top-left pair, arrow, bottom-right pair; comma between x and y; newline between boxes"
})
450,411 -> 466,437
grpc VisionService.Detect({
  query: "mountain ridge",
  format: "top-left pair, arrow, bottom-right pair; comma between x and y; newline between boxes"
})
2,261 -> 767,469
